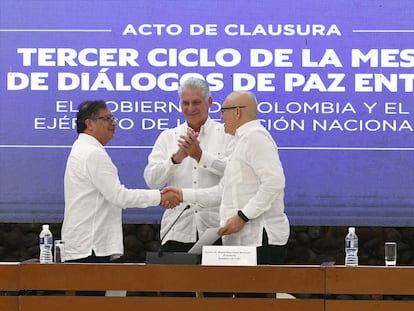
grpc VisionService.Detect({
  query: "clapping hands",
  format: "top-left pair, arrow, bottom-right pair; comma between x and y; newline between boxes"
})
178,128 -> 201,162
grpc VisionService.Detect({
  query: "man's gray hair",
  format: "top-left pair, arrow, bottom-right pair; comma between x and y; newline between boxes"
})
178,77 -> 210,102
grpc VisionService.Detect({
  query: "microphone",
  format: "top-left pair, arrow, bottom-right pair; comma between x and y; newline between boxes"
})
158,204 -> 190,256
145,204 -> 200,265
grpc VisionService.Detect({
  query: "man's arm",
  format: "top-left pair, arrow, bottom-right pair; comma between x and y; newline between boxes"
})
162,183 -> 222,209
144,130 -> 186,189
217,213 -> 247,236
242,130 -> 285,220
89,149 -> 163,208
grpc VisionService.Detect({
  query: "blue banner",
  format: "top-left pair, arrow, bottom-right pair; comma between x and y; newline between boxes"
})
0,0 -> 413,226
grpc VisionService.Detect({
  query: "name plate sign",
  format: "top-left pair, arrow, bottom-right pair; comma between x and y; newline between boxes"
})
201,245 -> 257,266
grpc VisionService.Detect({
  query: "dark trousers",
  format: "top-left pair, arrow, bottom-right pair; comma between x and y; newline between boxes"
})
66,251 -> 111,296
257,229 -> 287,265
160,240 -> 195,252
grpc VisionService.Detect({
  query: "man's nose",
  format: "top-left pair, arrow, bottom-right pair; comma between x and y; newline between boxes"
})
188,104 -> 197,111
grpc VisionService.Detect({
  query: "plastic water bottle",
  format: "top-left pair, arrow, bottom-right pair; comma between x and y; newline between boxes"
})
39,224 -> 53,263
345,227 -> 358,266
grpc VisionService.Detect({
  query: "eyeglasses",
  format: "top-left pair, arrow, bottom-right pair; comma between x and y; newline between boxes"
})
220,105 -> 246,113
95,115 -> 118,123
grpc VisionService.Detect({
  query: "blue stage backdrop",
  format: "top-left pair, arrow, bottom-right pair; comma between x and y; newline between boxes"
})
0,0 -> 413,226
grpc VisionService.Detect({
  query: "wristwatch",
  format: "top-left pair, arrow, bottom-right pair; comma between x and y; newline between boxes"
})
171,154 -> 179,164
237,210 -> 250,222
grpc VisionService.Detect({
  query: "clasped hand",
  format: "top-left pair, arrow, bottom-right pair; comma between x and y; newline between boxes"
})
160,186 -> 183,209
177,129 -> 202,162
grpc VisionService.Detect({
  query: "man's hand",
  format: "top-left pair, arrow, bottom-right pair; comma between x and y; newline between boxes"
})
217,214 -> 246,236
160,186 -> 183,208
178,130 -> 202,162
171,146 -> 187,164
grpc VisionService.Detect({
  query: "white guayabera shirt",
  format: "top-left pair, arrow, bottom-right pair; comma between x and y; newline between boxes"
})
62,133 -> 161,261
144,117 -> 234,244
184,120 -> 290,247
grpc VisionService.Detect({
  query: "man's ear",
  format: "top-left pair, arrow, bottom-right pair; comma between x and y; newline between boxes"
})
236,107 -> 242,119
84,118 -> 94,130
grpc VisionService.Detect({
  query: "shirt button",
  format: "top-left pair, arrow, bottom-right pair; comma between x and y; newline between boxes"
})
193,181 -> 197,184
203,165 -> 207,168
194,166 -> 197,170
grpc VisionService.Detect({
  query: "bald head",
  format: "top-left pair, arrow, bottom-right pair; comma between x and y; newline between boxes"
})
221,91 -> 258,135
226,91 -> 257,120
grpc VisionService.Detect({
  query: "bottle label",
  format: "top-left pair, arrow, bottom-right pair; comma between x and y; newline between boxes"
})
346,239 -> 358,248
40,236 -> 53,245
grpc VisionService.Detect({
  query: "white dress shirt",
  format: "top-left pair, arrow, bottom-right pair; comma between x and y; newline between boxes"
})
62,133 -> 160,261
144,117 -> 234,244
184,120 -> 290,247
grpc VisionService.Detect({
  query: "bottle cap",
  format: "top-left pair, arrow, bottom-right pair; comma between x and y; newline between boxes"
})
348,227 -> 355,233
42,224 -> 49,230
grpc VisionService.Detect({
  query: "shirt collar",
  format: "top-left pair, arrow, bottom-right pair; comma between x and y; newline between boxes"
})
78,133 -> 104,148
235,119 -> 261,138
185,117 -> 212,135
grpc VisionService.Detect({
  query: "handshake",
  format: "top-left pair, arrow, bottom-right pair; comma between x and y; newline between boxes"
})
159,186 -> 183,209
159,186 -> 245,237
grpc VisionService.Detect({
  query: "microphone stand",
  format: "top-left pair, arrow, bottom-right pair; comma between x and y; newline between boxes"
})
158,205 -> 190,257
145,204 -> 199,265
